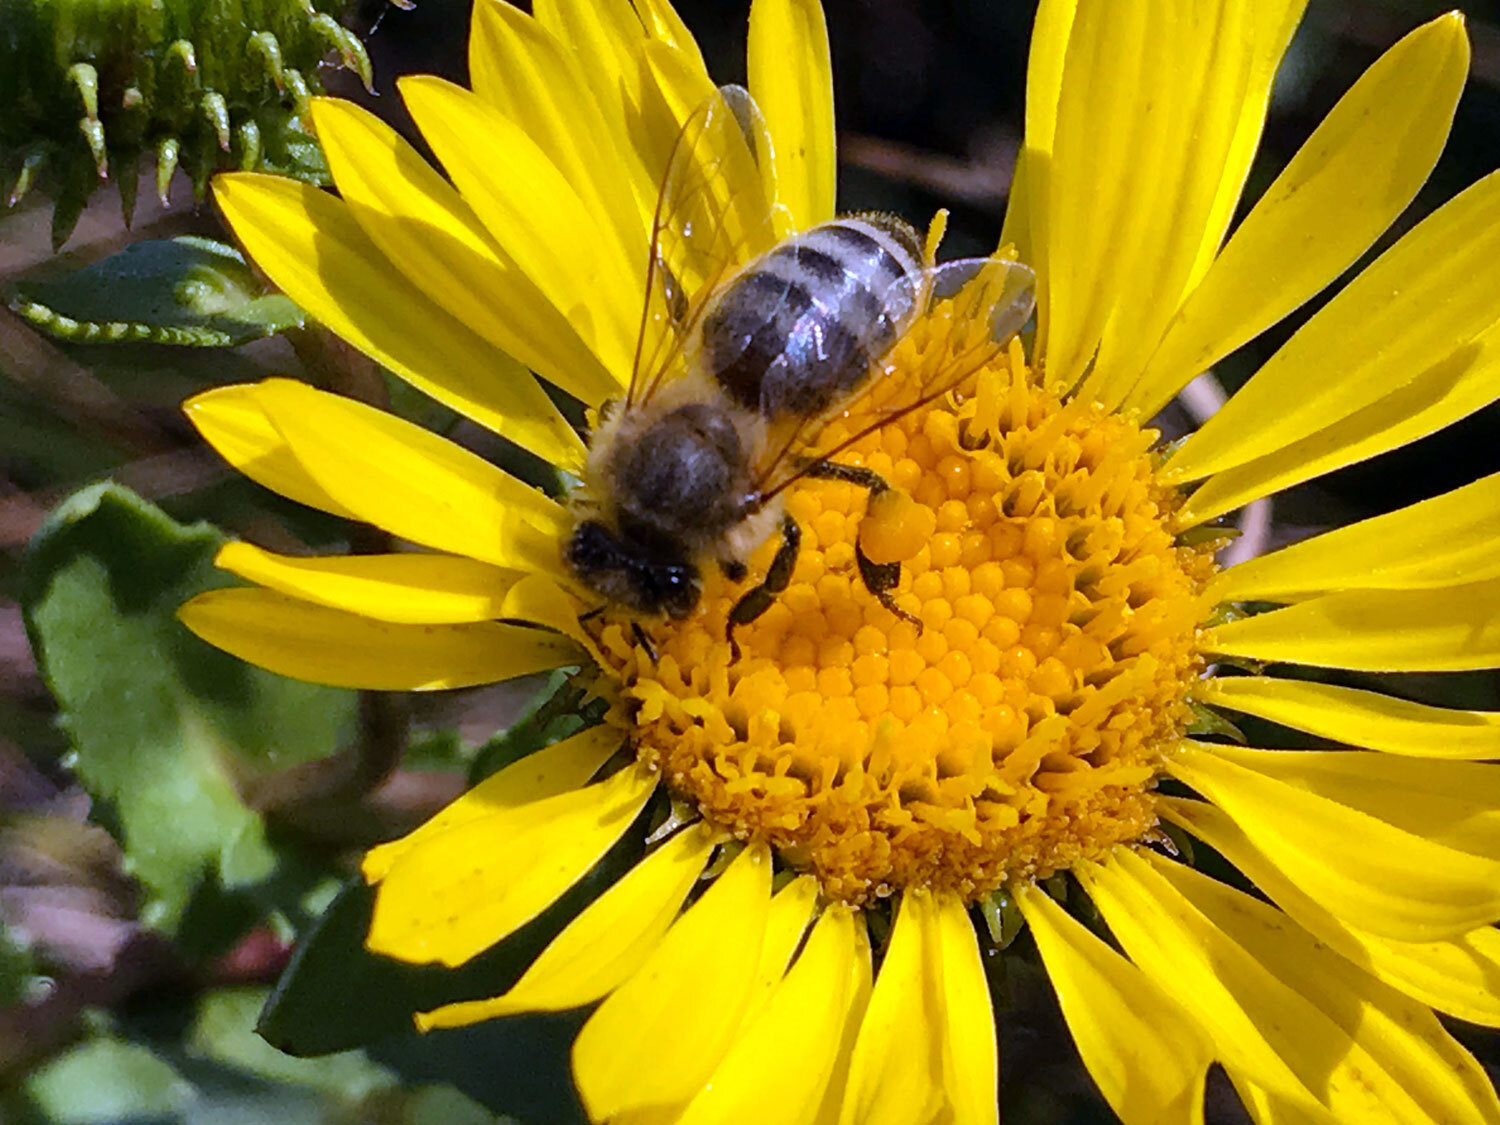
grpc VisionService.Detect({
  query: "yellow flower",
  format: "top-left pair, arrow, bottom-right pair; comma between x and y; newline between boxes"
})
178,0 -> 1500,1121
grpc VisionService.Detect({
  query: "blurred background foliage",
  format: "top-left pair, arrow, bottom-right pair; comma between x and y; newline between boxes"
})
3,0 -> 1500,1121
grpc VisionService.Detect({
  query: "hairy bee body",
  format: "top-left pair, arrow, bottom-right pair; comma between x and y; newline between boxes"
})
569,216 -> 927,619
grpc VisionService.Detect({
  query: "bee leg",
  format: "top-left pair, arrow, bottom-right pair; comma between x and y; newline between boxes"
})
631,621 -> 659,665
720,558 -> 748,582
855,546 -> 923,632
802,461 -> 924,633
726,515 -> 801,662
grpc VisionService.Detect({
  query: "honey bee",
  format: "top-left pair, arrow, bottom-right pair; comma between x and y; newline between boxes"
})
565,85 -> 1035,657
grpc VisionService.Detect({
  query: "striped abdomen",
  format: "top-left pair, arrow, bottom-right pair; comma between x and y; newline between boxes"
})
699,216 -> 923,420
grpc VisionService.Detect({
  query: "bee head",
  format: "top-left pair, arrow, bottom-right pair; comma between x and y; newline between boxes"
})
566,519 -> 700,619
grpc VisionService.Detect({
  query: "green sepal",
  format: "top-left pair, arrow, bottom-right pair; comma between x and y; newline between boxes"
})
468,671 -> 610,785
6,236 -> 304,346
257,107 -> 328,183
20,483 -> 355,938
1185,700 -> 1247,744
978,888 -> 1025,950
1175,522 -> 1240,549
1157,821 -> 1197,867
7,143 -> 48,206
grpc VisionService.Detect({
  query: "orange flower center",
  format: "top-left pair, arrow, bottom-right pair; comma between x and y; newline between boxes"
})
592,339 -> 1216,904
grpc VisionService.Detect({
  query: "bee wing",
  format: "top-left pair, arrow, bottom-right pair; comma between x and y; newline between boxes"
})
627,85 -> 782,409
750,256 -> 1037,504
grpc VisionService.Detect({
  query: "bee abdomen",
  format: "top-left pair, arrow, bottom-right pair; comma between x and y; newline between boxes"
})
701,216 -> 923,419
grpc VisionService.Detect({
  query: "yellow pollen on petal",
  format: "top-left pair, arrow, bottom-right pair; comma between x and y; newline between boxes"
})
592,338 -> 1216,905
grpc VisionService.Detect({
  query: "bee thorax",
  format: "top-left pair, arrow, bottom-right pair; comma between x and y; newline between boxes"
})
612,401 -> 749,541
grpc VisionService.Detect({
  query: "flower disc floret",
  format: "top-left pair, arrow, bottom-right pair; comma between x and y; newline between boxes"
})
595,339 -> 1217,904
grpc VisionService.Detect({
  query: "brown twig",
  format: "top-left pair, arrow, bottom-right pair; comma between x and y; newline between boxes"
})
839,127 -> 1020,209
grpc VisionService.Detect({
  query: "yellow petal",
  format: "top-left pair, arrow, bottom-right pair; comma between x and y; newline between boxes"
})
1082,850 -> 1497,1124
534,0 -> 647,93
1195,743 -> 1500,862
533,0 -> 704,229
309,96 -> 618,408
416,822 -> 717,1027
1196,676 -> 1500,760
813,920 -> 873,1125
1202,579 -> 1500,672
633,0 -> 705,66
368,765 -> 656,967
467,0 -> 645,284
1129,851 -> 1500,1125
211,174 -> 581,467
1164,169 -> 1500,495
637,41 -> 782,298
1178,0 -> 1308,296
244,378 -> 565,576
215,542 -> 519,626
1209,470 -> 1500,604
183,384 -> 357,519
1224,1075 -> 1339,1125
739,875 -> 821,1030
1047,0 -> 1258,400
1180,329 -> 1500,528
398,75 -> 639,388
362,725 -> 623,883
637,37 -> 719,148
1001,0 -> 1077,335
1125,13 -> 1468,418
572,845 -> 773,1120
535,0 -> 708,125
1018,884 -> 1211,1125
604,876 -> 824,1125
839,892 -> 944,1125
1163,797 -> 1500,1028
933,896 -> 998,1125
1167,742 -> 1500,940
677,906 -> 860,1125
748,0 -> 835,229
178,587 -> 579,692
499,573 -> 598,663
1078,0 -> 1272,409
1075,853 -> 1319,1112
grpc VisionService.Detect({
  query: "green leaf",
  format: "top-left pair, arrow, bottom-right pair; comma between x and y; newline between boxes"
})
0,377 -> 123,482
402,1084 -> 511,1125
21,483 -> 356,938
369,1016 -> 586,1124
6,237 -> 304,346
188,987 -> 394,1099
3,995 -> 502,1125
13,1035 -> 193,1123
403,729 -> 476,774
